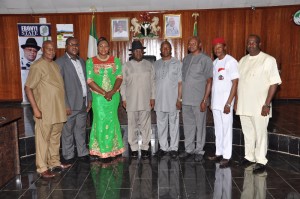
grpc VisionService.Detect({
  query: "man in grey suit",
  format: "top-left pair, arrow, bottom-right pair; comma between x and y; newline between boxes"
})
121,40 -> 155,159
179,36 -> 213,162
56,37 -> 92,163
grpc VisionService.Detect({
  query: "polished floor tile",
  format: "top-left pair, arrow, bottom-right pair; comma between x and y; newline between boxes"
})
1,143 -> 300,199
1,101 -> 300,198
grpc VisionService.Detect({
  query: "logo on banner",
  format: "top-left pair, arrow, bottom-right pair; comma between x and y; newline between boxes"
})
40,25 -> 50,36
18,24 -> 51,37
294,10 -> 300,25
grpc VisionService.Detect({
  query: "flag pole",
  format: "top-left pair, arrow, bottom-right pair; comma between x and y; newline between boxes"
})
192,13 -> 199,36
87,6 -> 98,58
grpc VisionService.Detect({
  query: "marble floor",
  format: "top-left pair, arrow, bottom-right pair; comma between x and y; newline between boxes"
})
0,141 -> 300,199
0,100 -> 300,199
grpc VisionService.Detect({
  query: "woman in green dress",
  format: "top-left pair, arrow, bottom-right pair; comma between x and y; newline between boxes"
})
86,37 -> 125,160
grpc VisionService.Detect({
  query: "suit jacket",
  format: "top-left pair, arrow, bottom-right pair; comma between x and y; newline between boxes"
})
56,53 -> 92,111
120,59 -> 155,112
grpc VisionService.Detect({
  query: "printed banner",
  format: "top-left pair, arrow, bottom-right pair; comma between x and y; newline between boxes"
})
17,23 -> 51,104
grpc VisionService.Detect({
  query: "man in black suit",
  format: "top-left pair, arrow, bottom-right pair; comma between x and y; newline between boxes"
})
56,37 -> 92,163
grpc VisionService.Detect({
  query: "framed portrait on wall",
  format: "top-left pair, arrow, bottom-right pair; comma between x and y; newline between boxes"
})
163,14 -> 182,39
110,17 -> 130,41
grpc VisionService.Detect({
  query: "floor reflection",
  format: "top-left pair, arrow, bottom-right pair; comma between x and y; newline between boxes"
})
213,163 -> 232,199
158,156 -> 180,198
0,144 -> 300,199
1,101 -> 300,198
241,164 -> 267,199
90,156 -> 124,199
23,105 -> 34,137
130,158 -> 153,199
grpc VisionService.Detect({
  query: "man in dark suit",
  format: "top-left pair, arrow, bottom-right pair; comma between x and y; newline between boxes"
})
56,37 -> 92,163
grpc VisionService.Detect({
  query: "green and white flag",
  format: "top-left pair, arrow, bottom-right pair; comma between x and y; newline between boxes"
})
193,21 -> 198,36
87,15 -> 98,58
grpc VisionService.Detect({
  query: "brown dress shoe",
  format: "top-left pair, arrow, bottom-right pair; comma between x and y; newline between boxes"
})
40,170 -> 55,178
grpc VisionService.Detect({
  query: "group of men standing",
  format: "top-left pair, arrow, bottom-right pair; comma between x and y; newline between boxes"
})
120,38 -> 212,163
129,34 -> 281,176
24,33 -> 281,178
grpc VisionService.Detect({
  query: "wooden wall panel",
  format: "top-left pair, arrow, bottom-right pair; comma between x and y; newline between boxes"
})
0,5 -> 299,101
0,16 -> 32,101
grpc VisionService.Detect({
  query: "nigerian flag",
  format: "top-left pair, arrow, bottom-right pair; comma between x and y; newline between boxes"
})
87,15 -> 98,58
193,21 -> 198,36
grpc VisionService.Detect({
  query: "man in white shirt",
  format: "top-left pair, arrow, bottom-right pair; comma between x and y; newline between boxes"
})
236,34 -> 282,174
210,38 -> 239,168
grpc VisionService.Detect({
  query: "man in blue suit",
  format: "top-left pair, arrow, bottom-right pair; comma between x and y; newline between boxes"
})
56,37 -> 92,163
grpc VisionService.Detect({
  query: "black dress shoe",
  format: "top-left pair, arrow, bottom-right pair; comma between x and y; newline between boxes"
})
78,155 -> 90,162
169,150 -> 178,159
179,151 -> 193,159
240,158 -> 255,167
253,163 -> 266,174
113,154 -> 122,159
101,157 -> 113,163
90,155 -> 100,162
63,158 -> 75,164
131,151 -> 138,158
50,163 -> 72,172
141,150 -> 150,159
219,159 -> 230,168
194,154 -> 204,162
154,149 -> 167,157
207,155 -> 223,162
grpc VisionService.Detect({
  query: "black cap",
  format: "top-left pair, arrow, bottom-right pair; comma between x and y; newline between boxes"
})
129,40 -> 146,51
21,38 -> 41,51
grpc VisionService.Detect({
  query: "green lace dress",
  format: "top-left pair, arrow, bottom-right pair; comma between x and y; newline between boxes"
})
86,55 -> 125,158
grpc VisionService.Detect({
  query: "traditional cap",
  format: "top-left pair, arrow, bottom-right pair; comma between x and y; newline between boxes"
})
212,38 -> 226,46
21,38 -> 41,51
129,40 -> 146,51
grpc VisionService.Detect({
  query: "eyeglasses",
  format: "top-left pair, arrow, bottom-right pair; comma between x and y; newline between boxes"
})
67,43 -> 80,47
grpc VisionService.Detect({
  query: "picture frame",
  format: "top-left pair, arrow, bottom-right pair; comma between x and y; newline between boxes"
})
163,14 -> 182,39
110,17 -> 130,41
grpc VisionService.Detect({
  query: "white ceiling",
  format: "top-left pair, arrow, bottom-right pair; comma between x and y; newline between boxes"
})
0,0 -> 299,14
